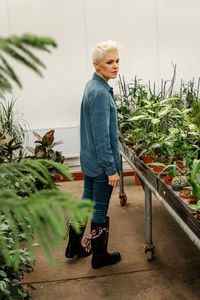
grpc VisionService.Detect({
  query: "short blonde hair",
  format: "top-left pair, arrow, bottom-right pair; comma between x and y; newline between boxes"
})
92,40 -> 118,63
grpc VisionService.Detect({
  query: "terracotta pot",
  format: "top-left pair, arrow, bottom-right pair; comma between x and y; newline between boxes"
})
187,199 -> 196,205
178,189 -> 195,200
53,174 -> 67,182
134,172 -> 141,186
175,161 -> 185,170
142,155 -> 154,164
128,144 -> 135,151
159,173 -> 166,179
196,211 -> 200,220
152,164 -> 165,173
164,175 -> 173,185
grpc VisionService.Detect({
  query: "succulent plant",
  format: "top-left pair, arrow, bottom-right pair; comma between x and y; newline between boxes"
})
172,175 -> 188,191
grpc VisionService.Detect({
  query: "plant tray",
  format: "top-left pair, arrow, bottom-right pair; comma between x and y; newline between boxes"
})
119,140 -> 200,239
158,178 -> 200,238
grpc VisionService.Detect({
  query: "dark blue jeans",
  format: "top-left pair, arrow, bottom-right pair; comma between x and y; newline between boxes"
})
82,173 -> 113,223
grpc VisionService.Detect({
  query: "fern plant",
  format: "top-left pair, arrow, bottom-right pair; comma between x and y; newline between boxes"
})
0,159 -> 93,269
0,34 -> 57,97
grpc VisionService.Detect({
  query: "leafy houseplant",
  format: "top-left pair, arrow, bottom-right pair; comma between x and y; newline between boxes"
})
0,133 -> 23,163
0,215 -> 35,299
187,159 -> 200,203
27,130 -> 64,164
190,200 -> 200,219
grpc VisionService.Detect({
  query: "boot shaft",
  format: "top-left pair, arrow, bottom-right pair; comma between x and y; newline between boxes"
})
90,217 -> 121,269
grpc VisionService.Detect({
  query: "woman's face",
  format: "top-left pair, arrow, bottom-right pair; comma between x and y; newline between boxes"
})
94,50 -> 120,82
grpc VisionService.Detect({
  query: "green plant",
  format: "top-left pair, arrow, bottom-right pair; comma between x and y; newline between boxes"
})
172,175 -> 188,190
187,159 -> 200,203
0,134 -> 23,163
0,99 -> 27,139
27,130 -> 64,164
0,215 -> 35,299
0,34 -> 57,98
190,200 -> 200,213
0,158 -> 93,269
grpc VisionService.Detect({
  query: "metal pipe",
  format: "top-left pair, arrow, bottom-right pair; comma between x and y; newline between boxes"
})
145,185 -> 153,245
119,155 -> 124,194
120,150 -> 200,250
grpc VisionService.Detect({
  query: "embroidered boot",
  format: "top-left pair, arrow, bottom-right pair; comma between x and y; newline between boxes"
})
89,217 -> 121,269
65,222 -> 91,258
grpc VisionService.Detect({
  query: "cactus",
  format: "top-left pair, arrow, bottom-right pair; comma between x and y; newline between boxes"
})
172,175 -> 188,191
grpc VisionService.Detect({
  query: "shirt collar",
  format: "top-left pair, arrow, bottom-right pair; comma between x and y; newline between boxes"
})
92,73 -> 113,95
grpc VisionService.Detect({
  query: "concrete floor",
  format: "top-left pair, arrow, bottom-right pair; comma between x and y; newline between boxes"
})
23,176 -> 200,300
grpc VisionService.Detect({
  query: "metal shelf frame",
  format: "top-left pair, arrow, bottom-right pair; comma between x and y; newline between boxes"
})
119,141 -> 200,259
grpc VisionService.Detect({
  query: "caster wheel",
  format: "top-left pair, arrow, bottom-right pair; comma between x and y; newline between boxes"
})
119,193 -> 127,206
146,250 -> 153,261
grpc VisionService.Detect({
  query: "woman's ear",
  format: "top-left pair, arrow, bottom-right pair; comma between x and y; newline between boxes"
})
93,61 -> 99,71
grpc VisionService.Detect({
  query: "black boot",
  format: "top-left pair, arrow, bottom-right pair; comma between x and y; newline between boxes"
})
65,223 -> 91,258
91,217 -> 121,269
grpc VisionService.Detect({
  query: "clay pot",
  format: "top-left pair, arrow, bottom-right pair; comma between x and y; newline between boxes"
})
164,175 -> 173,185
178,189 -> 195,200
128,144 -> 135,151
196,211 -> 200,220
142,155 -> 154,164
175,161 -> 185,170
152,164 -> 165,173
134,172 -> 141,186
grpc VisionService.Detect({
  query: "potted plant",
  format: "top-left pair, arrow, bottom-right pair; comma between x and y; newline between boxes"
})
187,159 -> 200,203
190,201 -> 200,219
27,129 -> 65,181
172,175 -> 188,191
178,188 -> 195,200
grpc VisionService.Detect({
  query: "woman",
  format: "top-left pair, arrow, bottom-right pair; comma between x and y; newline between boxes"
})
65,40 -> 121,269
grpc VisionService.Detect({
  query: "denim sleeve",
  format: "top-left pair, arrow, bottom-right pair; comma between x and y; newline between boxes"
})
90,90 -> 117,176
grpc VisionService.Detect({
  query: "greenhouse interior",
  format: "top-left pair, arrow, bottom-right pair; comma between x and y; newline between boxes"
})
0,0 -> 200,299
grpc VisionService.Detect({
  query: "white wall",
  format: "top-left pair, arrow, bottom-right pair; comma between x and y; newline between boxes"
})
1,0 -> 200,156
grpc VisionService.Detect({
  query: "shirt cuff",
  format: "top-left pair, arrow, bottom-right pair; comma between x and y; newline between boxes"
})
105,165 -> 117,176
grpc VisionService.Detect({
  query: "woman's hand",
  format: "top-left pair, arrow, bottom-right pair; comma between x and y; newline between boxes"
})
108,173 -> 120,187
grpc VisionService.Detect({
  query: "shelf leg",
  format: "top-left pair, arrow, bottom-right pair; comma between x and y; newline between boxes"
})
144,184 -> 155,260
119,154 -> 127,206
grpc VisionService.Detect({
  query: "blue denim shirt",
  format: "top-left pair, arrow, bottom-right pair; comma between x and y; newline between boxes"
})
80,73 -> 120,177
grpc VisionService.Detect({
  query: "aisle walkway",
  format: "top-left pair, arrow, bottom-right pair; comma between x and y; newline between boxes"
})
23,177 -> 200,300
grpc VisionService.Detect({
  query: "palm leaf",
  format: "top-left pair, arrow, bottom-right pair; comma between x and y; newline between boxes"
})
0,53 -> 22,88
0,34 -> 57,97
2,45 -> 43,77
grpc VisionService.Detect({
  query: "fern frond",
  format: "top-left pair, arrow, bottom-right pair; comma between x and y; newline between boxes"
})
0,159 -> 89,269
0,189 -> 93,269
38,159 -> 74,181
0,159 -> 72,194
